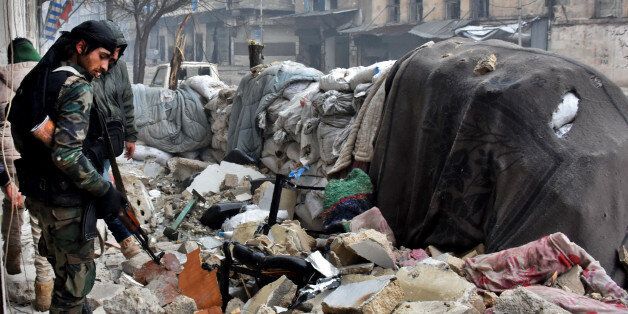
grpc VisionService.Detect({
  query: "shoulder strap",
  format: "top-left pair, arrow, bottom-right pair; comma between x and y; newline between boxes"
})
52,66 -> 83,77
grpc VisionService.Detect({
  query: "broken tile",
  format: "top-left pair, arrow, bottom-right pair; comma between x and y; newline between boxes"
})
133,253 -> 181,285
242,276 -> 297,313
322,276 -> 403,313
396,259 -> 477,302
393,301 -> 475,314
179,248 -> 222,310
164,295 -> 198,314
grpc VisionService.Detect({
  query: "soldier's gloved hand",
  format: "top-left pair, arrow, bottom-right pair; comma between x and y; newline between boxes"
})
95,183 -> 126,218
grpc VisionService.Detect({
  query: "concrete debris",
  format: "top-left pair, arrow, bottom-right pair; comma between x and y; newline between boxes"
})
232,221 -> 261,243
619,245 -> 628,273
143,160 -> 166,178
5,265 -> 36,305
225,298 -> 245,314
121,253 -> 152,277
306,251 -> 340,277
349,207 -> 396,245
396,259 -> 477,303
102,286 -> 166,314
132,253 -> 181,285
221,173 -> 240,190
393,301 -> 475,314
474,53 -> 497,75
167,157 -> 209,181
554,265 -> 585,295
427,245 -> 443,258
164,295 -> 198,314
268,220 -> 316,256
122,174 -> 156,226
331,229 -> 397,269
187,161 -> 265,195
117,273 -> 145,288
178,240 -> 200,254
146,271 -> 181,307
434,253 -> 465,276
493,287 -> 570,314
197,236 -> 224,250
339,263 -> 375,275
242,276 -> 297,313
235,192 -> 253,202
87,282 -> 125,309
322,276 -> 404,313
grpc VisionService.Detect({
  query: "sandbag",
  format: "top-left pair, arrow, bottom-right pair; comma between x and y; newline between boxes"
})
185,75 -> 227,101
370,38 -> 628,286
319,68 -> 351,92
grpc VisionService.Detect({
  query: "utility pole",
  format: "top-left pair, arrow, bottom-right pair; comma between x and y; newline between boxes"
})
517,0 -> 522,46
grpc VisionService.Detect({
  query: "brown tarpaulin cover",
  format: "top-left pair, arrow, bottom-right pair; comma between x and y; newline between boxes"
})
370,38 -> 628,286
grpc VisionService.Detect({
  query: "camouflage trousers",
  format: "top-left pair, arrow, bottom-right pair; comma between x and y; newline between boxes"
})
27,198 -> 95,314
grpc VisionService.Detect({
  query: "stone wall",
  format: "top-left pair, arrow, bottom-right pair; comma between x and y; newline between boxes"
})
550,21 -> 628,87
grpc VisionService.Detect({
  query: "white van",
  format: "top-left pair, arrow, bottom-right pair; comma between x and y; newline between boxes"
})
150,62 -> 220,88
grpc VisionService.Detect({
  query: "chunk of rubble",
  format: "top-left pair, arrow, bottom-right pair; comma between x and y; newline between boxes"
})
525,285 -> 627,313
221,173 -> 240,190
434,253 -> 465,276
322,275 -> 403,313
132,253 -> 181,285
146,271 -> 180,307
493,287 -> 569,314
554,265 -> 585,295
178,241 -> 200,254
268,220 -> 316,256
167,157 -> 209,181
393,301 -> 475,314
164,295 -> 198,314
242,276 -> 297,313
232,221 -> 261,243
331,229 -> 397,269
121,253 -> 152,277
87,282 -> 125,309
123,175 -> 155,225
474,53 -> 497,75
187,161 -> 265,195
349,207 -> 396,245
396,259 -> 477,303
225,298 -> 244,314
339,263 -> 375,275
102,287 -> 165,313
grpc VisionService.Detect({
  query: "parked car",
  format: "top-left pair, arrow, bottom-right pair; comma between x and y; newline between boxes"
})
150,61 -> 220,88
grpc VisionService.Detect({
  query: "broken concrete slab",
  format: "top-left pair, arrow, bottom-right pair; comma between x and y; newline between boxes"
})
167,157 -> 209,181
225,297 -> 244,314
178,241 -> 200,254
242,276 -> 297,313
493,287 -> 570,314
339,263 -> 375,275
116,273 -> 144,288
121,253 -> 152,277
132,253 -> 182,285
187,161 -> 265,195
232,221 -> 261,243
434,253 -> 465,276
322,276 -> 403,313
164,295 -> 198,314
87,282 -> 125,309
102,286 -> 165,313
123,175 -> 155,225
555,265 -> 584,295
393,301 -> 475,314
197,236 -> 223,250
252,181 -> 274,209
235,192 -> 253,202
330,229 -> 397,269
349,207 -> 396,246
396,259 -> 477,302
268,220 -> 316,256
306,251 -> 339,278
221,173 -> 240,191
146,271 -> 181,307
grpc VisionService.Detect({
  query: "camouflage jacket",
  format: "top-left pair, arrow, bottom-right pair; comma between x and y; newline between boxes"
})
50,63 -> 109,197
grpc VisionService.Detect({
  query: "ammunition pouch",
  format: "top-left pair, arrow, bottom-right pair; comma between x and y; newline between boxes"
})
14,158 -> 84,207
81,202 -> 98,242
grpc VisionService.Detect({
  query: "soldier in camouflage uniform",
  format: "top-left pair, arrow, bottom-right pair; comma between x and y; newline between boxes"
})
9,21 -> 125,313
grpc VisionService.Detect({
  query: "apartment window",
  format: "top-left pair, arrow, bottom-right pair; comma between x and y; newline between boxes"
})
446,0 -> 461,19
389,0 -> 400,23
595,0 -> 623,18
313,0 -> 325,11
410,0 -> 423,22
472,0 -> 489,19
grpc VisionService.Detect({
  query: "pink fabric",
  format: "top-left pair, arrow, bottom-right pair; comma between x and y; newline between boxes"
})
396,248 -> 429,267
464,233 -> 628,303
526,286 -> 628,313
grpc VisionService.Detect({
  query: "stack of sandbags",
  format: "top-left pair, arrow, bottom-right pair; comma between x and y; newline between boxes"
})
203,87 -> 236,162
